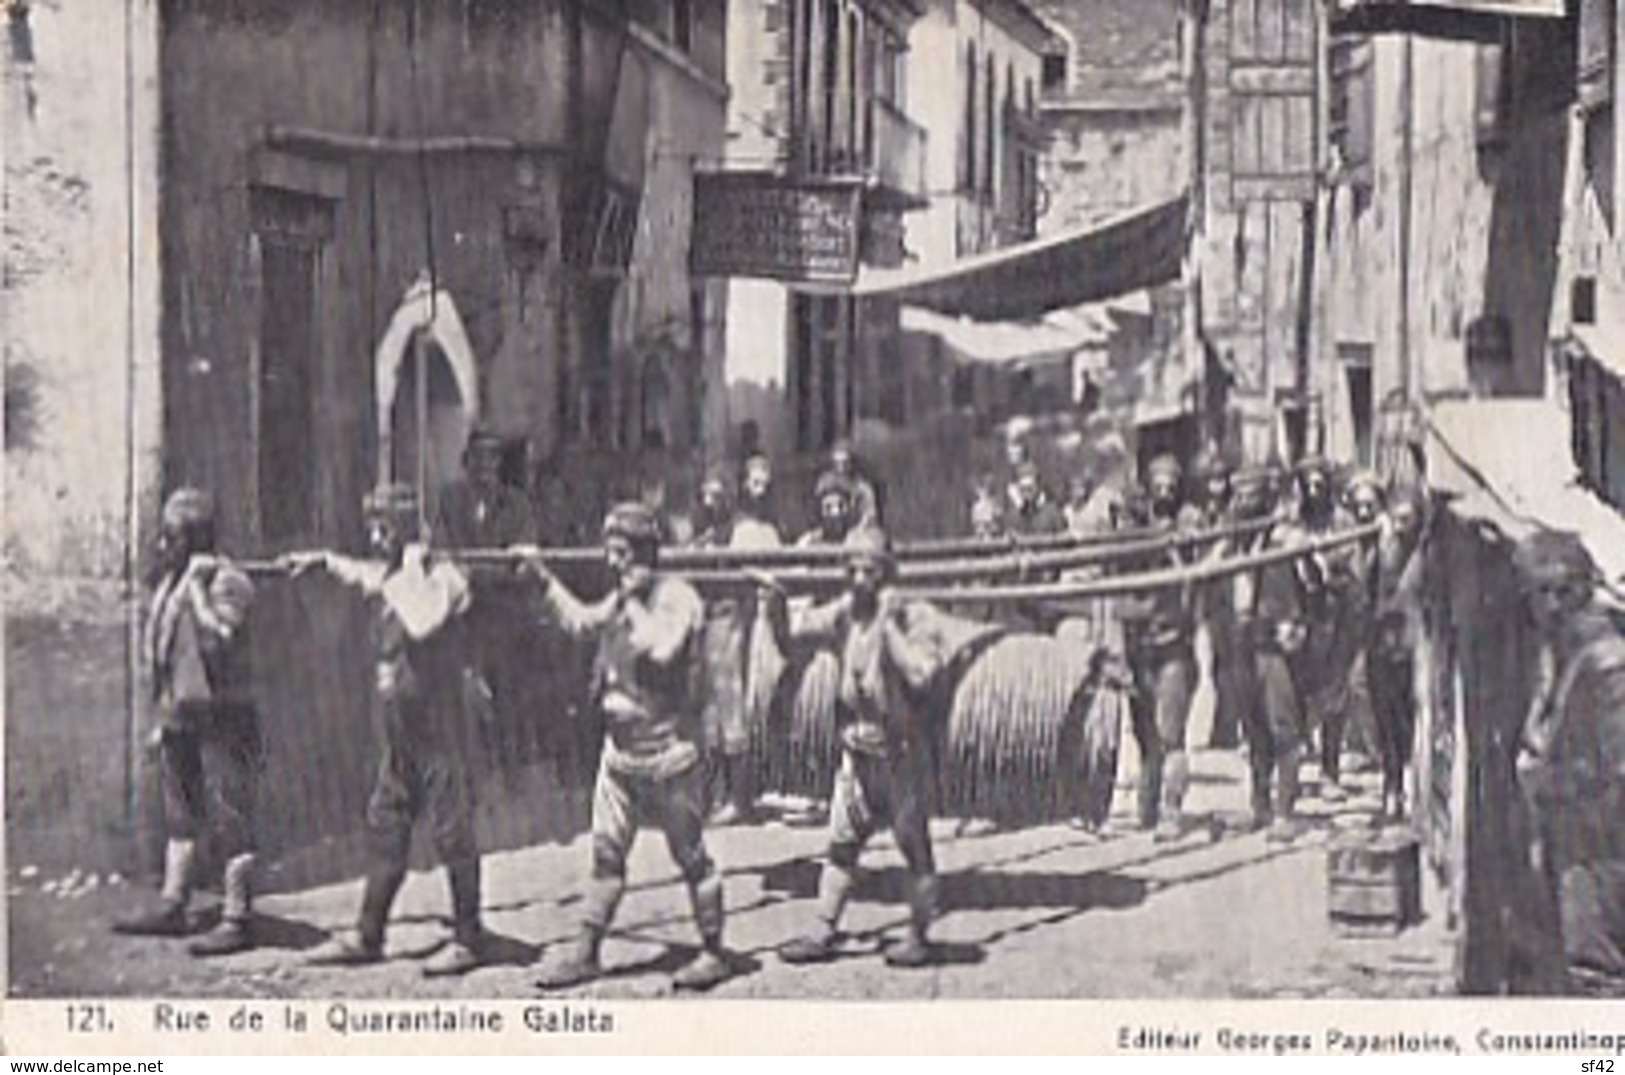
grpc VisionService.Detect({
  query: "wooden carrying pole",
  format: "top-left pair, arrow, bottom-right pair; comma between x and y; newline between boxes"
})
234,514 -> 1278,577
244,522 -> 1379,608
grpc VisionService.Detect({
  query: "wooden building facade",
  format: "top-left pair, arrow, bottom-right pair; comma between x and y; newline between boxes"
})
144,0 -> 731,883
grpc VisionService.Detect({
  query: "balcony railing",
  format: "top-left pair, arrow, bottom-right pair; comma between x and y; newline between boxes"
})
868,97 -> 928,206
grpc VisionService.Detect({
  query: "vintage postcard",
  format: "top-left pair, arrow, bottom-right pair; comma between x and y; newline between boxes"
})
6,0 -> 1625,1057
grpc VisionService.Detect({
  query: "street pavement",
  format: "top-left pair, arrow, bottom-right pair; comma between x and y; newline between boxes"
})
9,747 -> 1457,1000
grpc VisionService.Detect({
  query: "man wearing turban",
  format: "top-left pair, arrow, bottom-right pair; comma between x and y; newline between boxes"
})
114,488 -> 261,958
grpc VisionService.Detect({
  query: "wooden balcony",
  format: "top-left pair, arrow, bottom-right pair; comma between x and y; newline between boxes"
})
867,97 -> 928,207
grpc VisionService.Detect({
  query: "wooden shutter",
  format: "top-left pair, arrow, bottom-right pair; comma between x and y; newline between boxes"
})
1226,0 -> 1319,204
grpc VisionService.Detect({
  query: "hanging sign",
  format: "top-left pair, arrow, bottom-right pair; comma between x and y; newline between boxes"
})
690,172 -> 863,285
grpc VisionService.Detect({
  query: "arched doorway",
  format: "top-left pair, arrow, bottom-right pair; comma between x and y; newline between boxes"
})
374,278 -> 479,522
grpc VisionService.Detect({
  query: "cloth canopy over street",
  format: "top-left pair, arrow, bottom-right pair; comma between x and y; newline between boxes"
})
850,195 -> 1189,320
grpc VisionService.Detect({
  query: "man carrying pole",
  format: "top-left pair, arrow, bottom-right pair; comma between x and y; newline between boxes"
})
113,488 -> 261,958
765,529 -> 950,969
518,503 -> 734,993
289,483 -> 489,977
1121,454 -> 1201,841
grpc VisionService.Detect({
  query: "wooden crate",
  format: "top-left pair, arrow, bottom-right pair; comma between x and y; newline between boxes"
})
1327,829 -> 1422,933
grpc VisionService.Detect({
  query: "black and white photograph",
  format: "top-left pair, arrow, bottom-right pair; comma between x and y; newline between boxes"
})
5,0 -> 1621,1024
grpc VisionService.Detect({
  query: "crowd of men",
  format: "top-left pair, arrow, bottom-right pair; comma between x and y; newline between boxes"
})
109,423 -> 1625,996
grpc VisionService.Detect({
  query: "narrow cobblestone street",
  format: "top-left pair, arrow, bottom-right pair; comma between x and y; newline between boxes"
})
9,747 -> 1457,1001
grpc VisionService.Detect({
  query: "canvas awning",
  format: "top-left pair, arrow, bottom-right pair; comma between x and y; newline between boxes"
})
848,195 -> 1188,320
899,304 -> 1114,366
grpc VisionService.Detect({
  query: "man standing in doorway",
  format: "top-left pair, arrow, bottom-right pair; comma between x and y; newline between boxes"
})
434,427 -> 532,549
434,427 -> 531,732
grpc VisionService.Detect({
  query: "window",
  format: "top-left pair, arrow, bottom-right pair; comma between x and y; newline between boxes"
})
792,0 -> 813,165
1338,343 -> 1375,465
875,35 -> 903,107
672,0 -> 693,54
1575,276 -> 1600,325
841,6 -> 860,168
582,281 -> 618,447
962,43 -> 978,191
640,352 -> 672,451
689,283 -> 707,448
791,294 -> 850,450
1041,52 -> 1067,94
1585,104 -> 1616,226
821,0 -> 840,171
983,53 -> 997,196
251,186 -> 332,545
1581,0 -> 1617,225
1225,0 -> 1317,202
1580,0 -> 1616,110
1329,36 -> 1374,191
1025,76 -> 1035,117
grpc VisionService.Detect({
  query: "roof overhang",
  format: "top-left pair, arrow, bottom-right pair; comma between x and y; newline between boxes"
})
975,0 -> 1067,55
1331,0 -> 1565,40
845,195 -> 1188,320
1429,397 -> 1625,585
1571,322 -> 1625,381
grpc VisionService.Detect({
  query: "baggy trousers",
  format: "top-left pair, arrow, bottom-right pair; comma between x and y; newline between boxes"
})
578,755 -> 724,944
357,697 -> 481,949
159,705 -> 262,862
